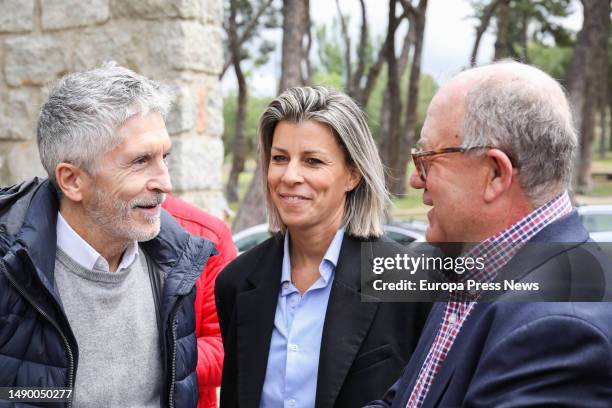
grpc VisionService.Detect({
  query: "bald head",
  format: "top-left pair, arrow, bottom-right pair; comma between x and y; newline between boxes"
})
452,61 -> 570,114
424,61 -> 576,205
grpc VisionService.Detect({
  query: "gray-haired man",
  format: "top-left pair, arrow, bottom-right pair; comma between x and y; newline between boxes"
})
0,63 -> 215,407
367,61 -> 612,407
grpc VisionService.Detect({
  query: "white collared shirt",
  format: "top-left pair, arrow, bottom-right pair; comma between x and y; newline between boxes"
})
56,212 -> 138,273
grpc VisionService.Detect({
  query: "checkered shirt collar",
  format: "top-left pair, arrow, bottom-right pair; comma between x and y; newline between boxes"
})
461,191 -> 573,284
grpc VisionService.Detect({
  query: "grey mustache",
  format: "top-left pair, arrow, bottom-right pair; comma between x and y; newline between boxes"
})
132,193 -> 166,208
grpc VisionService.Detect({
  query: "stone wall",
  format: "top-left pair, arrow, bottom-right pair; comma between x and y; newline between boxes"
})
0,0 -> 227,218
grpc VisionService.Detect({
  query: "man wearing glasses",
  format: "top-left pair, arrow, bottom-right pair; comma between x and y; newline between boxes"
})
366,61 -> 612,407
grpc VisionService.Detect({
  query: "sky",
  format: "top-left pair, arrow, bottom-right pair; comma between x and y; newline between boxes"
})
223,0 -> 583,96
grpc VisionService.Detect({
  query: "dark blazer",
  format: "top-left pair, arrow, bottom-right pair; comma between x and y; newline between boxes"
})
366,211 -> 612,408
215,233 -> 431,408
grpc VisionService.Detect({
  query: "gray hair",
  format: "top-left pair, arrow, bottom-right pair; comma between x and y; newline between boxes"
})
37,61 -> 174,185
259,86 -> 390,238
462,62 -> 577,206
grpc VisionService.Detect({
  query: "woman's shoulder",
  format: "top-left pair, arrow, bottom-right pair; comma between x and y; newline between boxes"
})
217,234 -> 284,284
344,233 -> 406,253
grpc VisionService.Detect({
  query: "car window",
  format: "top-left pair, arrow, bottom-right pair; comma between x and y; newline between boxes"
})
235,231 -> 272,253
384,231 -> 417,246
581,214 -> 612,233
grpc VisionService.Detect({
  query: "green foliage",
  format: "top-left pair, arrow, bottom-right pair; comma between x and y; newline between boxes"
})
310,19 -> 438,142
311,66 -> 437,143
314,22 -> 345,78
223,92 -> 273,157
312,19 -> 382,88
223,0 -> 282,71
513,0 -> 574,46
416,75 -> 438,125
311,71 -> 345,89
362,67 -> 438,141
469,0 -> 576,61
253,39 -> 276,68
527,43 -> 573,81
364,70 -> 385,136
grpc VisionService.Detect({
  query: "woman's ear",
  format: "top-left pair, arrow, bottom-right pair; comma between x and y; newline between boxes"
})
483,149 -> 514,203
346,165 -> 363,192
55,162 -> 88,202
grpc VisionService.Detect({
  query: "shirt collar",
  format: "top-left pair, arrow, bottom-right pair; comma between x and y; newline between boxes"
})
463,190 -> 573,283
56,212 -> 138,273
480,190 -> 572,248
281,227 -> 345,286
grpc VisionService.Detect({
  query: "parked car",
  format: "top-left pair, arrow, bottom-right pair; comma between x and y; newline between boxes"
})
384,221 -> 427,246
577,205 -> 612,242
577,205 -> 612,257
233,223 -> 426,254
232,224 -> 272,254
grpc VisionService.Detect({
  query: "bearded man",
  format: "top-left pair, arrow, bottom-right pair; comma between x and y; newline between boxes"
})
0,63 -> 215,407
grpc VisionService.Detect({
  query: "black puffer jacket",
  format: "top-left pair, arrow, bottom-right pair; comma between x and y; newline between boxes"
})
0,178 -> 215,407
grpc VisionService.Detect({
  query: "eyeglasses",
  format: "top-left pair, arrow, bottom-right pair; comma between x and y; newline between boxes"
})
411,145 -> 494,182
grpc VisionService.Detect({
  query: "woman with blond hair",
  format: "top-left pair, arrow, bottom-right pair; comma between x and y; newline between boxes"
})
216,86 -> 430,408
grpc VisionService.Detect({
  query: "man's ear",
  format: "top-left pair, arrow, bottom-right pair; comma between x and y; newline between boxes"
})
55,163 -> 89,202
346,165 -> 363,192
483,149 -> 514,203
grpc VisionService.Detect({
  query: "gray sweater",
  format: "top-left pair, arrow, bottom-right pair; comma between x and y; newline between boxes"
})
54,248 -> 162,407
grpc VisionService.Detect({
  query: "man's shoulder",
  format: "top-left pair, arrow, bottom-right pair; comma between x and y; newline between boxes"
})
0,178 -> 56,256
0,178 -> 48,236
456,301 -> 612,407
512,239 -> 612,301
476,301 -> 612,342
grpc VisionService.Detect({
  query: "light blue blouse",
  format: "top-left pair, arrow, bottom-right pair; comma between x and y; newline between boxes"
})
259,228 -> 345,408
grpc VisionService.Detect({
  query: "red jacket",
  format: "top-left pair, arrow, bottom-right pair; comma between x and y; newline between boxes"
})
162,194 -> 237,408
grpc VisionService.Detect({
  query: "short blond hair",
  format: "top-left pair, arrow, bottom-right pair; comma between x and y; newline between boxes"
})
258,86 -> 390,238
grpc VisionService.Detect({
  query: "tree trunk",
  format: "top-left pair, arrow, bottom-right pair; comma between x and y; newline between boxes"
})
600,46 -> 610,159
232,166 -> 265,232
279,0 -> 309,91
220,0 -> 275,79
350,0 -> 368,97
335,0 -> 352,90
609,66 -> 612,151
381,0 -> 403,195
226,0 -> 248,203
470,0 -> 504,66
398,22 -> 415,81
577,79 -> 598,193
356,39 -> 386,107
396,0 -> 428,196
520,10 -> 528,62
378,21 -> 413,168
493,0 -> 510,61
377,87 -> 392,161
355,4 -> 406,107
225,80 -> 247,202
302,0 -> 312,85
599,106 -> 607,160
233,0 -> 310,231
226,75 -> 247,203
566,0 -> 611,194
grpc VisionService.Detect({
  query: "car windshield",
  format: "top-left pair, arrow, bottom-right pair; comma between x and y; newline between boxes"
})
235,231 -> 272,253
384,231 -> 417,246
581,213 -> 612,233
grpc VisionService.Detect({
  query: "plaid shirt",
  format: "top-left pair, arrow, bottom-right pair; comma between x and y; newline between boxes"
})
406,191 -> 573,408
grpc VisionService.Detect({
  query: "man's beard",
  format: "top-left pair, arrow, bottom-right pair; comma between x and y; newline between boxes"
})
86,188 -> 166,243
